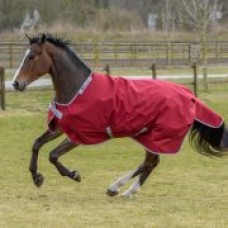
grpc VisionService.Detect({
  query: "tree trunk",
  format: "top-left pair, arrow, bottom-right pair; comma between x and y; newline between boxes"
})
103,0 -> 109,9
201,30 -> 209,91
95,0 -> 100,8
201,31 -> 208,65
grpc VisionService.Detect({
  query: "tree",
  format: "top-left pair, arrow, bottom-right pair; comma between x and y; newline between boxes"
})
0,0 -> 16,29
0,0 -> 42,31
95,0 -> 109,8
178,0 -> 222,64
161,0 -> 178,37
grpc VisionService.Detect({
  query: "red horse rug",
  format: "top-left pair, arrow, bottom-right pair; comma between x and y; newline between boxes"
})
48,72 -> 223,154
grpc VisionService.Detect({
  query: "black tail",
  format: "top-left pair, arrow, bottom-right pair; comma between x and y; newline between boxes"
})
189,120 -> 226,157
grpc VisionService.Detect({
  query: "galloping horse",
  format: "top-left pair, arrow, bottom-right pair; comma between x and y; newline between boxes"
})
13,34 -> 228,197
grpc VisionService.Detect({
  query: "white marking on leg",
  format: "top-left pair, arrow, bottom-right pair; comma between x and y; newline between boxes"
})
108,170 -> 137,193
12,49 -> 30,81
121,177 -> 141,197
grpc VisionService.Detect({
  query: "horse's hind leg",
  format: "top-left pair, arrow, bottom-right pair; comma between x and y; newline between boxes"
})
107,168 -> 143,196
107,151 -> 159,197
221,128 -> 228,152
121,152 -> 159,197
49,139 -> 81,182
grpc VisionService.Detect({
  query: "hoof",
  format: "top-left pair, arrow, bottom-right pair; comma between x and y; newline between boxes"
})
70,170 -> 81,182
106,188 -> 119,197
33,173 -> 44,187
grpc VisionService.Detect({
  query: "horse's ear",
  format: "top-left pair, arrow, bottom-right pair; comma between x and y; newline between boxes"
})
40,34 -> 47,44
25,33 -> 32,43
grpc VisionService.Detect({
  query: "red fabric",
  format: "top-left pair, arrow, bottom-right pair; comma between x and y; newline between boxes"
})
47,72 -> 223,154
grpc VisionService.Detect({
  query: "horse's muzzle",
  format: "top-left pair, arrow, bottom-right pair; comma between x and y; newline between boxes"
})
13,81 -> 26,91
12,81 -> 19,90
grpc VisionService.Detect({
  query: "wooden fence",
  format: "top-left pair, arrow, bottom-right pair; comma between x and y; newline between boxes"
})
0,64 -> 198,111
104,63 -> 200,97
0,41 -> 228,110
1,41 -> 228,69
0,67 -> 5,110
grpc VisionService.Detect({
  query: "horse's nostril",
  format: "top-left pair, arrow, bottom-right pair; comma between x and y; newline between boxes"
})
13,81 -> 19,89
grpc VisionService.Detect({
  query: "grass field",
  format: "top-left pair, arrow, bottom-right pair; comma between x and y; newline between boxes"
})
0,83 -> 228,228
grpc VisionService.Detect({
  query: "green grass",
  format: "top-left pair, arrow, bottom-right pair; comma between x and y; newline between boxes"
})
0,84 -> 228,228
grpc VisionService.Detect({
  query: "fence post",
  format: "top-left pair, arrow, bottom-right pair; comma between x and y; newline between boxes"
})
192,62 -> 199,97
114,43 -> 118,63
216,42 -> 220,64
9,44 -> 13,68
188,44 -> 191,63
0,67 -> 5,110
104,64 -> 110,75
203,67 -> 209,91
151,63 -> 157,79
189,43 -> 200,64
166,42 -> 171,66
130,44 -> 135,66
94,43 -> 100,68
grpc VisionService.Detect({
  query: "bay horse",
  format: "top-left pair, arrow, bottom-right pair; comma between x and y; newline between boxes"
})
13,34 -> 228,197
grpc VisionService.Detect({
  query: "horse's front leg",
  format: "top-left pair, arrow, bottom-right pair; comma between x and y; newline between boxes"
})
30,129 -> 62,187
49,139 -> 81,182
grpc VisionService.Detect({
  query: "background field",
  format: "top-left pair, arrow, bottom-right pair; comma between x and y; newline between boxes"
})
0,83 -> 228,228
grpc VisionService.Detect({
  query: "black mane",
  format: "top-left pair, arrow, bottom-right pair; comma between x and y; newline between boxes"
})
29,33 -> 71,49
29,33 -> 91,72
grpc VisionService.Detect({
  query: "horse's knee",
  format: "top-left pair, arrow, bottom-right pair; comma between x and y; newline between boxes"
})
49,152 -> 58,164
32,138 -> 42,153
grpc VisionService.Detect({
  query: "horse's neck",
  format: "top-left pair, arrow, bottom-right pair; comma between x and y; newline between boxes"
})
49,48 -> 90,104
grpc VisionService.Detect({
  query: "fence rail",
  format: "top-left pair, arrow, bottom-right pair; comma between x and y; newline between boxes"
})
1,42 -> 228,69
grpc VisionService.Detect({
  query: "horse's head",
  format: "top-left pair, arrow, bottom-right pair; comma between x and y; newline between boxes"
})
13,34 -> 52,91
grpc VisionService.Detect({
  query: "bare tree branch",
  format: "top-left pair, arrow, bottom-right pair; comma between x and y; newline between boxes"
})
179,0 -> 222,33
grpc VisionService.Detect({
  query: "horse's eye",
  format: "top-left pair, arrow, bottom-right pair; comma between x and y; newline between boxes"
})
28,55 -> 35,60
